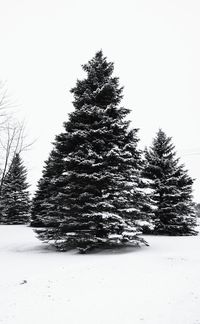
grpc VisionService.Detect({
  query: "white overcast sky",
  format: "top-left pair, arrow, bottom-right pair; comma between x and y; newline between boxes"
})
0,0 -> 200,201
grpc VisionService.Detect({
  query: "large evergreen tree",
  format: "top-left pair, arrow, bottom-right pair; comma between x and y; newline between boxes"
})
143,129 -> 197,235
0,153 -> 30,224
31,51 -> 147,252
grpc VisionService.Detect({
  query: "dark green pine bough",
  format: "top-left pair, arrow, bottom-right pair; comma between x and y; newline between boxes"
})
31,51 -> 148,252
143,129 -> 197,235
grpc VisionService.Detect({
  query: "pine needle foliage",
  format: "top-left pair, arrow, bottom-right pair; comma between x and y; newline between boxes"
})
32,51 -> 147,252
143,129 -> 197,235
0,153 -> 30,224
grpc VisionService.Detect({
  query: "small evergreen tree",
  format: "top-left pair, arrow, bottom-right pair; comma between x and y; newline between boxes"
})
143,129 -> 197,235
0,153 -> 30,224
194,203 -> 200,218
31,51 -> 147,252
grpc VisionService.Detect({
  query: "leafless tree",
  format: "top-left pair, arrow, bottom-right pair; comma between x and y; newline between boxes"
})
0,82 -> 33,194
0,81 -> 15,125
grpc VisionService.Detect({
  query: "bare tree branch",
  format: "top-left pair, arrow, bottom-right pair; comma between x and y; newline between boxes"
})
0,82 -> 34,194
0,81 -> 16,127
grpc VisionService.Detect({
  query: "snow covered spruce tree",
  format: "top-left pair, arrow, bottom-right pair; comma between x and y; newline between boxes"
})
31,50 -> 148,252
143,129 -> 197,235
0,153 -> 30,224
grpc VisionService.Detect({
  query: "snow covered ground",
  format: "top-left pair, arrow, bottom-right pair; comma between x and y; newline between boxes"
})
0,225 -> 200,324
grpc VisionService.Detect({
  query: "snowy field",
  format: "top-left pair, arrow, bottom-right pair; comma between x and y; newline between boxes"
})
0,226 -> 200,324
